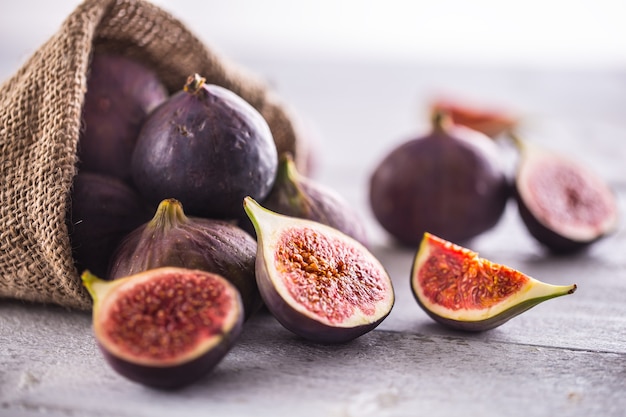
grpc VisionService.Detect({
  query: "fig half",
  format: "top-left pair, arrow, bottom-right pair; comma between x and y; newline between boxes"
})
260,152 -> 368,246
430,98 -> 517,138
108,198 -> 262,318
82,267 -> 244,389
243,197 -> 394,344
411,233 -> 577,331
513,137 -> 619,254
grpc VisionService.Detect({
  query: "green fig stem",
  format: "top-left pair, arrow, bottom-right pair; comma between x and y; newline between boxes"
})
149,199 -> 189,231
183,73 -> 206,95
81,270 -> 109,303
431,110 -> 453,134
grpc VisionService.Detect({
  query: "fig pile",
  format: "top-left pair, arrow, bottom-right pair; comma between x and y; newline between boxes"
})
73,52 -> 396,389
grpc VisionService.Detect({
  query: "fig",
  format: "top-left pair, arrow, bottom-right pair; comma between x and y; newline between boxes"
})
259,152 -> 368,246
131,73 -> 278,219
108,198 -> 262,318
243,197 -> 394,344
67,172 -> 154,277
82,267 -> 244,389
369,112 -> 510,246
411,233 -> 577,331
78,52 -> 168,183
430,98 -> 517,138
513,136 -> 619,253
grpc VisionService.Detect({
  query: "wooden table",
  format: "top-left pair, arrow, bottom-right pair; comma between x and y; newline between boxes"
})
1,53 -> 625,416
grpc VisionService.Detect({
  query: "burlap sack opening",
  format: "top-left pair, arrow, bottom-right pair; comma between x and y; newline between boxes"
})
0,0 -> 305,310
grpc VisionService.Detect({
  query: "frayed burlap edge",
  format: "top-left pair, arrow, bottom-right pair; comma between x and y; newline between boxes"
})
0,0 -> 306,310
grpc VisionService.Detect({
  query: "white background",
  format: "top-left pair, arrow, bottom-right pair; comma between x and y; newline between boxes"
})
1,0 -> 625,72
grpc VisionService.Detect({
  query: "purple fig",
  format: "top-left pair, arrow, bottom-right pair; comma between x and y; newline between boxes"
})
369,112 -> 510,246
259,152 -> 368,246
78,52 -> 168,183
131,74 -> 278,219
108,198 -> 262,318
67,171 -> 154,277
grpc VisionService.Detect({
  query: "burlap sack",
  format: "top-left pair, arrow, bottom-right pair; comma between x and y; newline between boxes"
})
0,0 -> 307,310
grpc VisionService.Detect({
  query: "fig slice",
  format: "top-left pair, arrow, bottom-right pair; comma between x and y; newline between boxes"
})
513,136 -> 619,254
411,233 -> 577,331
430,98 -> 518,138
82,267 -> 244,389
243,197 -> 394,343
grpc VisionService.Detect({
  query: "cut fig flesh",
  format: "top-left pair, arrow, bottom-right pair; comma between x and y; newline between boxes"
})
411,233 -> 576,331
243,197 -> 394,343
82,267 -> 243,388
515,142 -> 619,252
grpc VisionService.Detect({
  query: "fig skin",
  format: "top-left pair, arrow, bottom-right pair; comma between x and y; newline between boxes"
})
82,267 -> 244,389
259,152 -> 368,246
369,112 -> 510,246
67,172 -> 154,277
512,136 -> 619,254
411,233 -> 577,331
244,197 -> 395,344
131,74 -> 278,219
108,198 -> 262,318
78,52 -> 168,183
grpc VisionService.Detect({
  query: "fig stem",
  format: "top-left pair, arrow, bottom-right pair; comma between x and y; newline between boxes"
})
149,199 -> 189,230
431,110 -> 453,133
183,73 -> 207,95
81,270 -> 109,303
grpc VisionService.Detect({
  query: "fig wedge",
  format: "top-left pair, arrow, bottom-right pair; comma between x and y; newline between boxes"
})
82,267 -> 243,389
243,197 -> 394,343
411,233 -> 577,331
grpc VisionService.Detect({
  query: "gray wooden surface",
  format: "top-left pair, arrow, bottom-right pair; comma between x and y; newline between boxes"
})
2,31 -> 626,417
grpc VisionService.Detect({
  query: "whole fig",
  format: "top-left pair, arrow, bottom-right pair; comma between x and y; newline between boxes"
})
108,198 -> 262,318
131,74 -> 278,219
78,52 -> 168,183
259,152 -> 368,246
67,172 -> 154,277
369,112 -> 510,246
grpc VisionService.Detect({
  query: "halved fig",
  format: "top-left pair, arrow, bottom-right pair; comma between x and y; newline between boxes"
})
411,233 -> 577,331
82,267 -> 244,389
243,197 -> 394,343
513,136 -> 619,254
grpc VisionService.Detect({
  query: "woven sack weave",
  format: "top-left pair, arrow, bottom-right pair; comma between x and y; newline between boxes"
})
0,0 -> 306,310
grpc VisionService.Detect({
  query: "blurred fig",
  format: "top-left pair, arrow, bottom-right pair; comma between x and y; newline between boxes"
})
369,112 -> 510,246
79,52 -> 168,183
512,135 -> 619,254
67,172 -> 154,277
259,152 -> 367,246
